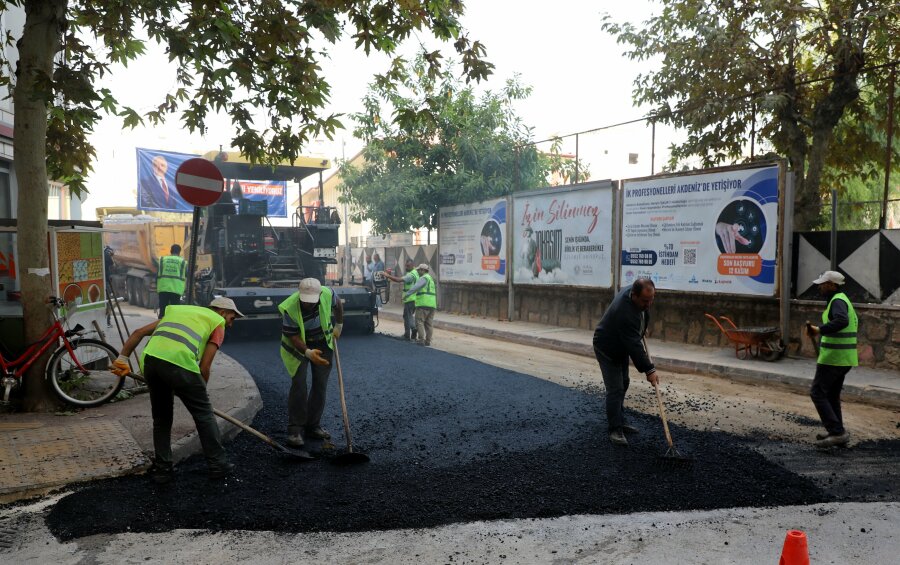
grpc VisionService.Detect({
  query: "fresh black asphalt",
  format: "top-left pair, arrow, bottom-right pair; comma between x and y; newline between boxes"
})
45,332 -> 899,540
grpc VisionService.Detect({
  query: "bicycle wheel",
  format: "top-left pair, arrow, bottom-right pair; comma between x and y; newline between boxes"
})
47,338 -> 124,407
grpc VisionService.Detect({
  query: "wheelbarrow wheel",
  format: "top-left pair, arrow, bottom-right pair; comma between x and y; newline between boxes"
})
760,339 -> 784,362
736,344 -> 751,360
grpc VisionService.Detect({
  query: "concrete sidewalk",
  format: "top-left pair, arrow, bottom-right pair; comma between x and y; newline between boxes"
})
0,304 -> 262,503
376,301 -> 900,409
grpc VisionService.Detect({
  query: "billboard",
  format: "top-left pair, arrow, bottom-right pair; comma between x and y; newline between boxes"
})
438,198 -> 507,284
620,164 -> 780,295
512,182 -> 614,287
136,148 -> 288,216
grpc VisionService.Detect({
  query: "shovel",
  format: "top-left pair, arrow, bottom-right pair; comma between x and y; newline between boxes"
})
330,340 -> 370,465
128,373 -> 313,461
642,339 -> 692,468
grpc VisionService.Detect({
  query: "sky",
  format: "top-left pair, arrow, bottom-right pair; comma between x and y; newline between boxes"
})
81,1 -> 674,220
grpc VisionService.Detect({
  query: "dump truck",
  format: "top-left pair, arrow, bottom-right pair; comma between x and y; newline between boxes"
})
102,215 -> 191,310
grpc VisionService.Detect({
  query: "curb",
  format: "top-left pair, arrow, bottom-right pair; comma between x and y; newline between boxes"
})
170,353 -> 264,464
379,310 -> 900,410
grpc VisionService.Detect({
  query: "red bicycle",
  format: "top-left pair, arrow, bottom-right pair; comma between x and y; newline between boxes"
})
0,297 -> 122,408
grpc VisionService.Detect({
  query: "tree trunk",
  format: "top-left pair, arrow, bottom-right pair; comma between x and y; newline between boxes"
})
14,0 -> 67,411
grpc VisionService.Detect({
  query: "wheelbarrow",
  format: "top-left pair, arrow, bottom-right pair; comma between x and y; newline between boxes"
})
704,313 -> 785,361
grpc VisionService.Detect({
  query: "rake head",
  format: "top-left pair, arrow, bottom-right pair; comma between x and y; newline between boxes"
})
656,444 -> 693,469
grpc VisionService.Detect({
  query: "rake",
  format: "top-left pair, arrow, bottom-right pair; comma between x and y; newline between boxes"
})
643,338 -> 692,468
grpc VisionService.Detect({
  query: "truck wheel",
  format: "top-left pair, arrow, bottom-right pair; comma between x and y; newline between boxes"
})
127,278 -> 137,304
140,280 -> 151,309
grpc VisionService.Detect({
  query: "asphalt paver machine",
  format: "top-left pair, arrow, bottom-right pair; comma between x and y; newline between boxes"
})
196,152 -> 376,333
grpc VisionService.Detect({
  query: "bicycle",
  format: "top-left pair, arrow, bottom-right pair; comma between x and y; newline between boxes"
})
0,297 -> 123,408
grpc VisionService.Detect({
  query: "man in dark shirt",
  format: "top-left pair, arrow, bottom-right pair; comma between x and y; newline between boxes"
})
593,278 -> 661,446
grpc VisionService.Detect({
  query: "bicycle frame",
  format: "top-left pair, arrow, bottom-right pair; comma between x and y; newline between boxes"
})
0,300 -> 92,402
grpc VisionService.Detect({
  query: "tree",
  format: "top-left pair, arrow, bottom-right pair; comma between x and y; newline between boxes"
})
339,54 -> 589,234
602,0 -> 900,229
3,0 -> 492,411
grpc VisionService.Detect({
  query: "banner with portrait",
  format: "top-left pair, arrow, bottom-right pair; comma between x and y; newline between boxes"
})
438,198 -> 507,284
136,148 -> 197,212
137,148 -> 289,216
620,164 -> 781,295
511,182 -> 614,287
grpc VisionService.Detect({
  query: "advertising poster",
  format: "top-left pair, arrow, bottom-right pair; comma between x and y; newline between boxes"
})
138,148 -> 289,215
512,183 -> 614,287
621,164 -> 780,295
56,231 -> 105,306
439,198 -> 506,284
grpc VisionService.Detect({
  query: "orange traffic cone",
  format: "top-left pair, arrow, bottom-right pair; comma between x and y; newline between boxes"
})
779,530 -> 810,565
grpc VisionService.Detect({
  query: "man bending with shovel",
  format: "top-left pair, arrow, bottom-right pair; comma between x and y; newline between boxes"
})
112,297 -> 244,483
279,278 -> 344,448
593,278 -> 662,446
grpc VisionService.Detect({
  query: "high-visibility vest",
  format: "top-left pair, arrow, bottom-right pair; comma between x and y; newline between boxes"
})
818,293 -> 858,367
415,274 -> 436,308
402,268 -> 419,304
157,255 -> 187,295
141,305 -> 225,374
278,287 -> 334,376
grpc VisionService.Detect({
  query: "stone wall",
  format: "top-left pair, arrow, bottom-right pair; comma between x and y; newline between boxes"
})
438,283 -> 900,370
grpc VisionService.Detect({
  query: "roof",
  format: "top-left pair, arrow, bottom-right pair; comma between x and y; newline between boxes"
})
201,151 -> 331,182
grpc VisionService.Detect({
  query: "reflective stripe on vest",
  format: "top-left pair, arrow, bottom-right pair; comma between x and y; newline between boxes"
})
157,255 -> 187,295
415,274 -> 436,308
277,287 -> 334,376
141,305 -> 225,374
818,292 -> 858,367
402,269 -> 419,304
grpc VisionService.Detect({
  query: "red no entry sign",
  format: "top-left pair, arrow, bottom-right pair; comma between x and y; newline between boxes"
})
175,158 -> 225,207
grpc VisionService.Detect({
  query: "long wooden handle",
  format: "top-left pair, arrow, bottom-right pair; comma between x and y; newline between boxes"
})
642,336 -> 674,449
212,407 -> 289,454
653,382 -> 674,449
129,372 -> 290,454
333,341 -> 355,453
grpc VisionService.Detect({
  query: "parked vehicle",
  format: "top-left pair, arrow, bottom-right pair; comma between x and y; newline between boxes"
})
102,215 -> 191,310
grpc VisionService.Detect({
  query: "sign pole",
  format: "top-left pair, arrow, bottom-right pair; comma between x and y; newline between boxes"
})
173,157 -> 225,305
185,205 -> 201,304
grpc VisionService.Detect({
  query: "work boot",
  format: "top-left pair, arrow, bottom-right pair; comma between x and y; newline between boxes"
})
286,434 -> 305,448
609,430 -> 628,446
148,462 -> 174,484
305,426 -> 331,440
815,432 -> 830,441
621,424 -> 640,435
816,431 -> 850,448
208,462 -> 235,480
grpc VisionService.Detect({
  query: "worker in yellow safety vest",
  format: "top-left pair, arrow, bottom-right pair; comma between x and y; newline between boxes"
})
384,259 -> 419,340
156,244 -> 187,318
112,297 -> 244,483
279,278 -> 344,448
805,270 -> 858,448
403,263 -> 436,346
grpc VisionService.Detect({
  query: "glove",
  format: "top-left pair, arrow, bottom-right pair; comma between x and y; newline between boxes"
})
112,355 -> 131,377
333,323 -> 343,339
304,348 -> 329,366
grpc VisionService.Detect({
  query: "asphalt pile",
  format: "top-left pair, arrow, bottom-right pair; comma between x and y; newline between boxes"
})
48,334 -> 856,540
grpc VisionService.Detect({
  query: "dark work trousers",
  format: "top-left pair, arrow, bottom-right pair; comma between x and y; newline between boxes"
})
157,291 -> 181,319
287,345 -> 335,435
596,350 -> 630,432
402,301 -> 417,339
144,355 -> 228,469
810,363 -> 852,435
